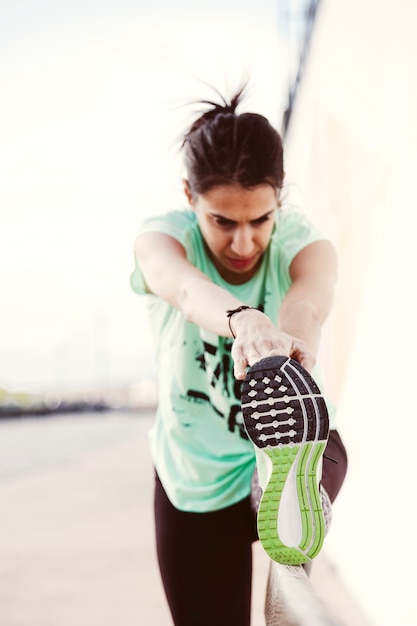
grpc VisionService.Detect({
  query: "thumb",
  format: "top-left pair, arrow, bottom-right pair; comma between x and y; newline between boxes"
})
233,356 -> 247,380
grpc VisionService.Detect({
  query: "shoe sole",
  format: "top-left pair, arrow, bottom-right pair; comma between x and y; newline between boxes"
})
241,355 -> 329,565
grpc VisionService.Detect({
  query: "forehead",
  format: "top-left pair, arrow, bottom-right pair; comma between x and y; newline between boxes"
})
196,184 -> 278,218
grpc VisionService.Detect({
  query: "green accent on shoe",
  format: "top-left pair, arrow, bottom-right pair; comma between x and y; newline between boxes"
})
256,442 -> 326,565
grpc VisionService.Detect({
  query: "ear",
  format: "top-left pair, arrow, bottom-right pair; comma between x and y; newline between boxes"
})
276,181 -> 284,209
182,179 -> 194,206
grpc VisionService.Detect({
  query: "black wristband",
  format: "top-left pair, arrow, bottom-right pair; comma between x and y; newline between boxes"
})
226,305 -> 258,338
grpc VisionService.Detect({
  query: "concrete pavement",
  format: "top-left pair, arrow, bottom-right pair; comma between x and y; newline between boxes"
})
0,412 -> 371,625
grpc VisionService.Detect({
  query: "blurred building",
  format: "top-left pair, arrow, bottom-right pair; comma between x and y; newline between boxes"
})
283,1 -> 417,624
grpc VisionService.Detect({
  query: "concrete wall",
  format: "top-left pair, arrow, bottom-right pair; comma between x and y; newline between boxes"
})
283,1 -> 417,624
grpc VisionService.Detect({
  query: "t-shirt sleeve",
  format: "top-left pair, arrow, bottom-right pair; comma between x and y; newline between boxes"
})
136,210 -> 195,246
130,210 -> 196,295
275,209 -> 327,267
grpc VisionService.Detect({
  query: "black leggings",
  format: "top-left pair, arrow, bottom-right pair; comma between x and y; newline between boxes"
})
154,430 -> 347,626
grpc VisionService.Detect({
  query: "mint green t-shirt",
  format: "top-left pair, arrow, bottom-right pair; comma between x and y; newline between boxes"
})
130,208 -> 335,512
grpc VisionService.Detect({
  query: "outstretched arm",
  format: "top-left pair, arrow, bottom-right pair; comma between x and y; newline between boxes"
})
279,239 -> 337,365
232,240 -> 337,372
135,231 -> 249,335
135,233 -> 337,378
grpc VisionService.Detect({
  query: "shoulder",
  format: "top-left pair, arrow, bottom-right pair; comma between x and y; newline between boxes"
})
139,209 -> 198,245
271,208 -> 328,265
275,207 -> 324,239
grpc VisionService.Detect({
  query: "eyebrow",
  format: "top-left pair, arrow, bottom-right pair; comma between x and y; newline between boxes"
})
211,210 -> 275,225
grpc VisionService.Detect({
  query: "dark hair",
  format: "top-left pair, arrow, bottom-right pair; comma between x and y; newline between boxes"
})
182,87 -> 284,197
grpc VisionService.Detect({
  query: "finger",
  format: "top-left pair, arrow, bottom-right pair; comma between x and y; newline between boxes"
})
246,352 -> 262,366
291,348 -> 316,372
268,348 -> 289,357
268,337 -> 292,357
233,356 -> 248,380
300,354 -> 316,372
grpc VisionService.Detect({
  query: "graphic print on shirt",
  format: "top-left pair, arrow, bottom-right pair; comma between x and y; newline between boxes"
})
185,304 -> 265,440
186,335 -> 247,438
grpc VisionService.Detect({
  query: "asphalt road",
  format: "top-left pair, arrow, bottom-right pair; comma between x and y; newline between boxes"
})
0,412 -> 371,626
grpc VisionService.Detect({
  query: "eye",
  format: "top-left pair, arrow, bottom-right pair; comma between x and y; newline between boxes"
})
215,217 -> 235,228
251,214 -> 272,226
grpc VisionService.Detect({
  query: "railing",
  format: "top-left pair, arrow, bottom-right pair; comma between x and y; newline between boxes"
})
265,561 -> 341,625
279,0 -> 322,137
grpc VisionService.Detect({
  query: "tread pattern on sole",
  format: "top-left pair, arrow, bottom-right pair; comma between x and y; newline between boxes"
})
241,356 -> 329,565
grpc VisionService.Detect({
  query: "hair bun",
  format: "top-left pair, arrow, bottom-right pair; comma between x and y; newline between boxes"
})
184,85 -> 246,140
181,81 -> 284,195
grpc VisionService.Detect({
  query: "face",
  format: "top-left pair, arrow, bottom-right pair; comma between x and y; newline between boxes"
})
184,182 -> 279,284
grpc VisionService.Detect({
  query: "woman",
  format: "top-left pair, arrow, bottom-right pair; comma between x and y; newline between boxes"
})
130,87 -> 347,626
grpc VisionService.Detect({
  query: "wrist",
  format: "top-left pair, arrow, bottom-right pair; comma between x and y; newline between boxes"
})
226,305 -> 264,338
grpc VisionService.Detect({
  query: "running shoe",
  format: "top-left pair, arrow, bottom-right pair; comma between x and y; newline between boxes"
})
241,355 -> 329,565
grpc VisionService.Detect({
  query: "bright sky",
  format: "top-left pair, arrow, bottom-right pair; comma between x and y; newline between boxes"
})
0,0 -> 291,392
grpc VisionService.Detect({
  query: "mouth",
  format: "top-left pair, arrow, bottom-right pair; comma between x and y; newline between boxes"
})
226,255 -> 257,270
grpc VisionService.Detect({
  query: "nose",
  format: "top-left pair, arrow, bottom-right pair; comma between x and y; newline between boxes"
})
230,225 -> 254,257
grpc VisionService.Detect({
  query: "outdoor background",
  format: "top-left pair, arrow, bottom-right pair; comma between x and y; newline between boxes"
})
2,1 -> 417,625
0,0 -> 288,396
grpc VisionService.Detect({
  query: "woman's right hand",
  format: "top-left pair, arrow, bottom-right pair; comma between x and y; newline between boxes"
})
230,308 -> 315,379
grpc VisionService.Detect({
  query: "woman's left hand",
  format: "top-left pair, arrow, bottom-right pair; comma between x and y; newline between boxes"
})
230,310 -> 316,379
